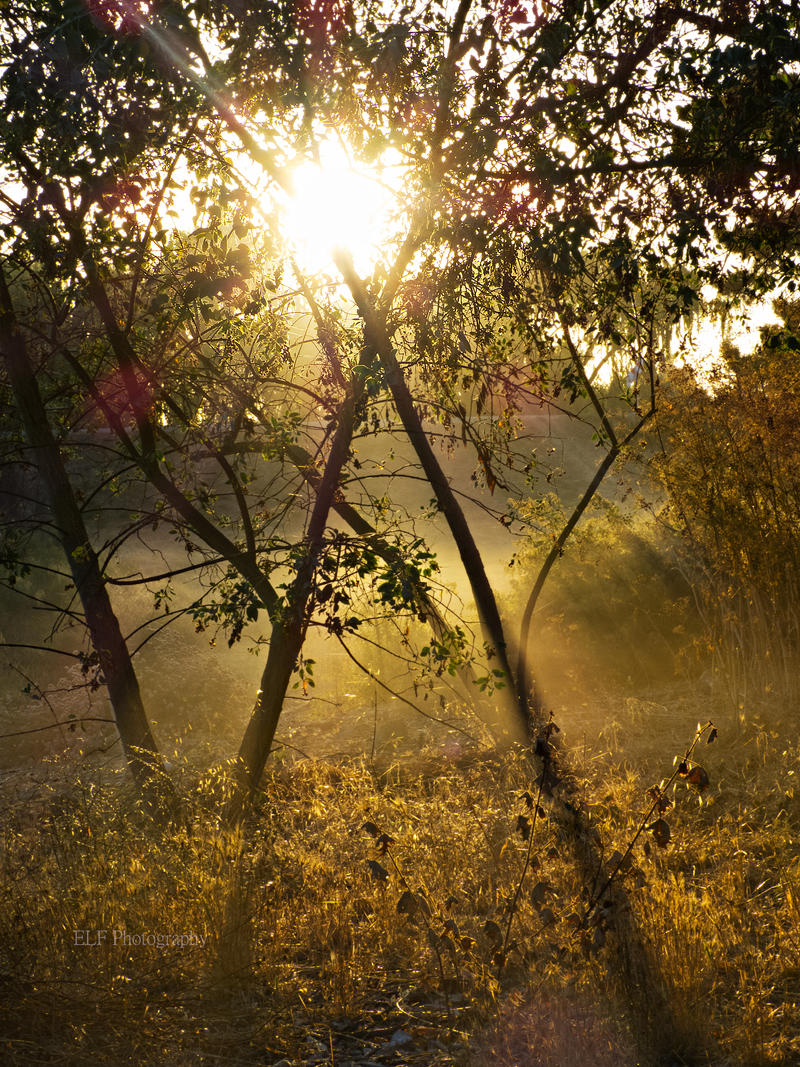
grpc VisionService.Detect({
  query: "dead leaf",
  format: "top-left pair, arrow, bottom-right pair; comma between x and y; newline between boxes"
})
444,918 -> 460,938
687,765 -> 710,791
530,880 -> 551,909
439,933 -> 455,954
648,786 -> 671,813
367,859 -> 389,881
482,919 -> 502,945
536,766 -> 560,797
650,819 -> 670,848
396,889 -> 418,915
376,832 -> 396,854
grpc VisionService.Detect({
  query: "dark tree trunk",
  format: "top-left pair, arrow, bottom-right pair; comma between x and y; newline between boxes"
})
337,260 -> 532,742
0,266 -> 169,803
226,339 -> 367,818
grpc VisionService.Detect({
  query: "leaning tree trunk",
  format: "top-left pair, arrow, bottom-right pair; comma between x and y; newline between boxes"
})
227,333 -> 369,819
336,258 -> 533,744
0,265 -> 169,804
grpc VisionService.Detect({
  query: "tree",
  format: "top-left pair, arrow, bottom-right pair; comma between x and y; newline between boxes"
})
0,264 -> 170,805
1,0 -> 799,814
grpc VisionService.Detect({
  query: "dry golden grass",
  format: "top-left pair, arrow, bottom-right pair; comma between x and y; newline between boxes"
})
1,696 -> 799,1066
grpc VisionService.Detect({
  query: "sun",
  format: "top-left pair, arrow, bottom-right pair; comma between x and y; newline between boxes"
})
281,140 -> 401,276
158,135 -> 404,283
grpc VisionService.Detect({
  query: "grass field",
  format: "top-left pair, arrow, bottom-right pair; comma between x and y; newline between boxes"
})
2,669 -> 799,1065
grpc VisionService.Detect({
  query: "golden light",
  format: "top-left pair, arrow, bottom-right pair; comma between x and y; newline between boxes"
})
281,140 -> 401,275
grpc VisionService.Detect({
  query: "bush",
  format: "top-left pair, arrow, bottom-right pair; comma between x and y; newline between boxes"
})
652,299 -> 800,716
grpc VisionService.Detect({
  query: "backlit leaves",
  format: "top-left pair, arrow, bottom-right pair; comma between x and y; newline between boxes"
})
687,766 -> 710,791
679,761 -> 711,791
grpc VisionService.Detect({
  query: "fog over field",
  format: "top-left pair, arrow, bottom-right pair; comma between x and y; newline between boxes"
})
0,409 -> 653,774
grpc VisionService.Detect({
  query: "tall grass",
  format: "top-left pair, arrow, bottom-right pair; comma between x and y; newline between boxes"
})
3,712 -> 800,1065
